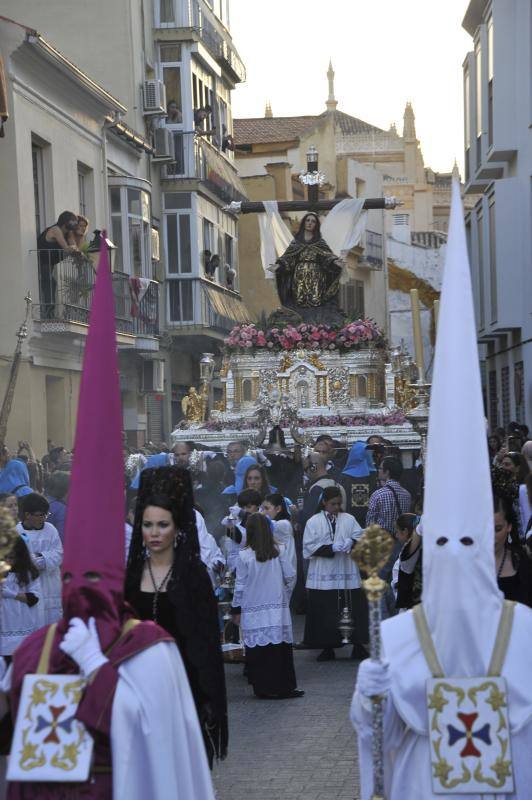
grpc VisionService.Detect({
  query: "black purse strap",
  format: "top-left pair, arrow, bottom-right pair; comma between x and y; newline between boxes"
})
387,484 -> 402,515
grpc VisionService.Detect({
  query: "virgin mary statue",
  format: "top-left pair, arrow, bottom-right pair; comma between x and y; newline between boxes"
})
274,213 -> 345,325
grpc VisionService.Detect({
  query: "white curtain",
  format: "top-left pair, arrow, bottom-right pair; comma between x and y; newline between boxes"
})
258,201 -> 292,279
321,198 -> 367,283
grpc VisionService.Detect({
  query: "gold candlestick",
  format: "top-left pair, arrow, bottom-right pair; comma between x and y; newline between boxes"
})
409,289 -> 425,383
352,525 -> 394,800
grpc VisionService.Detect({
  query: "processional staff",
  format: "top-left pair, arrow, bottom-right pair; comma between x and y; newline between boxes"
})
0,293 -> 32,446
352,525 -> 394,800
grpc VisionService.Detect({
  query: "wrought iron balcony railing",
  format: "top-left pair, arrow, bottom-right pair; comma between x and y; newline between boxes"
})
32,250 -> 159,337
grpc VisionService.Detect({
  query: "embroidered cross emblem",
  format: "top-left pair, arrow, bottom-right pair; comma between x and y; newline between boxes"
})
447,712 -> 492,758
34,705 -> 75,744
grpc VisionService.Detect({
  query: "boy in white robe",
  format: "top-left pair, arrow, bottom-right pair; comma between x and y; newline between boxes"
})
16,493 -> 62,625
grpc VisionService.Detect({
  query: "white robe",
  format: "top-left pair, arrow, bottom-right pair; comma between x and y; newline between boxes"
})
271,519 -> 297,594
194,510 -> 225,586
112,641 -> 215,799
232,545 -> 295,648
17,522 -> 63,625
303,511 -> 362,590
0,573 -> 42,656
351,603 -> 532,800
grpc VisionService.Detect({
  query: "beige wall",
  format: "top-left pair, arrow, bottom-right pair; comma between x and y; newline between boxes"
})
0,361 -> 81,455
238,174 -> 281,320
1,0 -> 151,132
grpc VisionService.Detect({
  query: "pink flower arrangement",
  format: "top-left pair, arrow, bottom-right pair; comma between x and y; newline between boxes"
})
225,320 -> 385,353
201,410 -> 406,432
297,411 -> 407,428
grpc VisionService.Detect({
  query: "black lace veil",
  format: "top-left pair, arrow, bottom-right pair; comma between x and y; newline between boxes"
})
126,465 -> 228,764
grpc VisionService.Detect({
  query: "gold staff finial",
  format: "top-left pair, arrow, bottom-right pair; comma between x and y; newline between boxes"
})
351,524 -> 394,800
352,524 -> 394,600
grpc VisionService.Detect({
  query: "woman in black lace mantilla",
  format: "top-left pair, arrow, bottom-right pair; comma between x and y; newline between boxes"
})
125,466 -> 228,766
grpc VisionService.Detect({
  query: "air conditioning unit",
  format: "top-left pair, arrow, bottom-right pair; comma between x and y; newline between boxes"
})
152,127 -> 173,161
142,359 -> 165,394
143,79 -> 166,114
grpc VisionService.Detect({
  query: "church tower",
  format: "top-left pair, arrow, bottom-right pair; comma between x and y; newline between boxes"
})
403,101 -> 420,182
326,60 -> 338,112
264,100 -> 273,118
403,101 -> 416,140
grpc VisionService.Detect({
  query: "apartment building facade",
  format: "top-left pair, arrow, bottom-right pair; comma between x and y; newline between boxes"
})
0,0 -> 248,445
0,16 -> 160,454
462,0 -> 532,428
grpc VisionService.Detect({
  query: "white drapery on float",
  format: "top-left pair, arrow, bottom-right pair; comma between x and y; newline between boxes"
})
258,198 -> 367,282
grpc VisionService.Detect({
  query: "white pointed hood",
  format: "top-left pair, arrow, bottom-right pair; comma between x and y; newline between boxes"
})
421,180 -> 502,676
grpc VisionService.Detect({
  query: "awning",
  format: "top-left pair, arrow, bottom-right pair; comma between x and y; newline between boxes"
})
201,282 -> 250,326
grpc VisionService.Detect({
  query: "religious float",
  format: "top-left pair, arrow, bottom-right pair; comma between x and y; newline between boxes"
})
172,147 -> 429,464
172,321 -> 423,464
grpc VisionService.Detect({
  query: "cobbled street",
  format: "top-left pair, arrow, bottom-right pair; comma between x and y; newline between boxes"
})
213,617 -> 361,800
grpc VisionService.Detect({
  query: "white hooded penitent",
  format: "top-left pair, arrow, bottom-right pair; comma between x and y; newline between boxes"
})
421,179 -> 502,676
351,181 -> 532,800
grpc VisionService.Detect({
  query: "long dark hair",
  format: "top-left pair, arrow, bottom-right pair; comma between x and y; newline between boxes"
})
396,513 -> 418,536
125,467 -> 227,765
504,452 -> 530,484
246,513 -> 279,562
264,492 -> 289,521
494,493 -> 523,564
244,464 -> 271,498
9,536 -> 39,587
295,212 -> 321,243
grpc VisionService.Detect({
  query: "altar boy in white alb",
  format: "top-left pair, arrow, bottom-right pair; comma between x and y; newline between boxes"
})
350,182 -> 532,799
303,486 -> 365,660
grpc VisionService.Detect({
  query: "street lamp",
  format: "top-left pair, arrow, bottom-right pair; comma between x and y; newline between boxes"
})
306,144 -> 318,172
198,352 -> 215,423
87,229 -> 117,271
199,352 -> 215,384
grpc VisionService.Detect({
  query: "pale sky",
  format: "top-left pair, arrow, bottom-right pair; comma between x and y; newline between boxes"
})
230,0 -> 473,174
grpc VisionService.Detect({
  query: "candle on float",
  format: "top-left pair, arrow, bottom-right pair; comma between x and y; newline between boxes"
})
433,299 -> 440,330
410,289 -> 425,382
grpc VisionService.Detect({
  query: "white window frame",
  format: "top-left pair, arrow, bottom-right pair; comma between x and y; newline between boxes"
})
108,178 -> 152,278
32,142 -> 47,237
163,193 -> 199,324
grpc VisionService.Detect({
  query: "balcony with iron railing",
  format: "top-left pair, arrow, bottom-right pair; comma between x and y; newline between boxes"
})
162,135 -> 246,205
32,250 -> 160,343
155,0 -> 246,83
166,276 -> 249,337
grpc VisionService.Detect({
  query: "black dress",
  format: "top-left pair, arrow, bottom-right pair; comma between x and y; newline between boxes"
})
128,588 -> 217,755
37,227 -> 64,314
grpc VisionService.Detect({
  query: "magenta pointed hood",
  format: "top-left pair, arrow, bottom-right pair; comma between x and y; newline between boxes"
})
61,240 -> 126,649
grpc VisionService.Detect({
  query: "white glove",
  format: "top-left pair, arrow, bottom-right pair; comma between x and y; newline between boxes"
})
332,539 -> 353,554
59,617 -> 109,678
356,658 -> 391,698
1,585 -> 19,599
